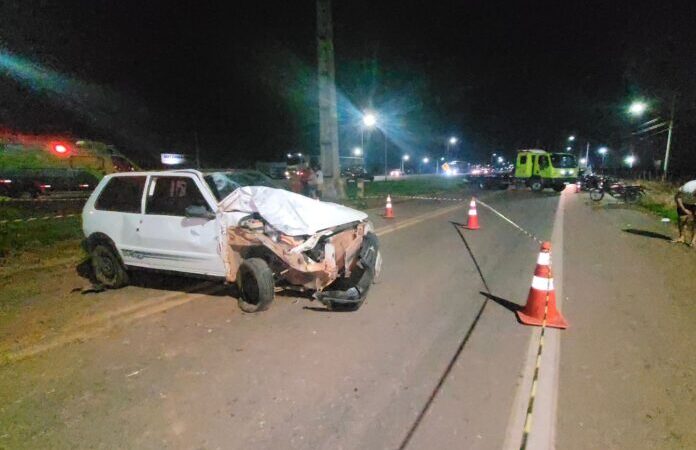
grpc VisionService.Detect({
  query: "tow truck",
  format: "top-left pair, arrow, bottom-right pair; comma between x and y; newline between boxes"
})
470,149 -> 578,192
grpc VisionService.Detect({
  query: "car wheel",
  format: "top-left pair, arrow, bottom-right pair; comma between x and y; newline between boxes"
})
530,179 -> 543,192
552,183 -> 565,192
91,244 -> 129,288
237,258 -> 275,313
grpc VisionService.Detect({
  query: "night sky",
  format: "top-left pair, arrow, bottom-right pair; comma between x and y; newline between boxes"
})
1,1 -> 695,173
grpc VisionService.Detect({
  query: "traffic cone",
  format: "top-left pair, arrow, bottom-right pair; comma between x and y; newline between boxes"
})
516,241 -> 568,329
464,198 -> 480,230
384,195 -> 394,219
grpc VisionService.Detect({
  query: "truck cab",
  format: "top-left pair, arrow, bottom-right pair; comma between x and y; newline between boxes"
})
514,149 -> 578,192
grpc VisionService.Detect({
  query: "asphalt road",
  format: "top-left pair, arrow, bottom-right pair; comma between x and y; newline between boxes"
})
1,187 -> 694,449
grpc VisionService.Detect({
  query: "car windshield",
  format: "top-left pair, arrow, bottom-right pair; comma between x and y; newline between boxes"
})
550,153 -> 577,168
204,170 -> 279,201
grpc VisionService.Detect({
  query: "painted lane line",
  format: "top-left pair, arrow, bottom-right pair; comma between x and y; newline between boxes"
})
502,190 -> 567,450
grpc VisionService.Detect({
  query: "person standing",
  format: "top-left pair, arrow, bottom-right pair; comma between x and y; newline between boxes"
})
673,178 -> 696,246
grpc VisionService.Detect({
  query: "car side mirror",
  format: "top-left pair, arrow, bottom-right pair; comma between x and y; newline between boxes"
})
185,205 -> 215,220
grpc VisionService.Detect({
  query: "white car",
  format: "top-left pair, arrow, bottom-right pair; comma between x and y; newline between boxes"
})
82,169 -> 380,312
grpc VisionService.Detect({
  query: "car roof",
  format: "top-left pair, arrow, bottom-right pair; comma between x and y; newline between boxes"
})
105,169 -> 204,177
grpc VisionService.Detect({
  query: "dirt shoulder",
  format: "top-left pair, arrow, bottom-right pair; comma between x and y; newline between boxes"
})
559,194 -> 696,448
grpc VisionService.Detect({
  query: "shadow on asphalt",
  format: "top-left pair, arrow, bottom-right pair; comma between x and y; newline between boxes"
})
76,258 -> 230,297
622,228 -> 673,241
479,291 -> 523,313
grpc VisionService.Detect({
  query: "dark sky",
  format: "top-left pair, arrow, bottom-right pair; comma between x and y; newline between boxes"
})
1,0 -> 695,172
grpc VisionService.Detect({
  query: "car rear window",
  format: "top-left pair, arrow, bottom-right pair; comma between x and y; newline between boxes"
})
95,176 -> 146,213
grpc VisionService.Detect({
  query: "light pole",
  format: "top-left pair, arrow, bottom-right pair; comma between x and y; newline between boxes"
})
628,97 -> 676,181
421,157 -> 430,174
598,147 -> 608,169
353,146 -> 363,166
446,136 -> 458,159
401,154 -> 409,173
362,111 -> 388,177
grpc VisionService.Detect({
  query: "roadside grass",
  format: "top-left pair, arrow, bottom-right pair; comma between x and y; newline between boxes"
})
0,216 -> 83,258
363,175 -> 467,197
634,180 -> 679,223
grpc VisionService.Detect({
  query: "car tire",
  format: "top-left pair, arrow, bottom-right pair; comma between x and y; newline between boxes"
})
530,178 -> 543,192
90,244 -> 129,288
552,183 -> 565,192
237,258 -> 275,313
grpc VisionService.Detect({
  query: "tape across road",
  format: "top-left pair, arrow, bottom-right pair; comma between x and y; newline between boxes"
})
0,213 -> 80,225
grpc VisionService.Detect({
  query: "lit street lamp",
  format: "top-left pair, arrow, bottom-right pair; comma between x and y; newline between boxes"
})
624,154 -> 636,168
422,157 -> 429,164
566,146 -> 572,151
401,154 -> 409,173
597,147 -> 608,168
628,101 -> 647,116
362,113 -> 377,127
568,135 -> 575,141
628,97 -> 675,180
353,147 -> 362,156
580,157 -> 587,165
361,111 -> 389,177
446,136 -> 458,159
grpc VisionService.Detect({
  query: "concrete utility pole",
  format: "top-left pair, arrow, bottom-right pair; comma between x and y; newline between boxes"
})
662,94 -> 676,181
316,0 -> 343,198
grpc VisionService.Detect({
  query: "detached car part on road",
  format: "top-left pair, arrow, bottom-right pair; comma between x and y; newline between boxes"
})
82,170 -> 381,312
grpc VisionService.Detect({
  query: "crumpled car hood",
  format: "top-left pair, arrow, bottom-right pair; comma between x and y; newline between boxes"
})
218,186 -> 368,236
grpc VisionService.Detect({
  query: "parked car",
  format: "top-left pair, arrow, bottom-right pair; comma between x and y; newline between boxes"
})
82,169 -> 381,312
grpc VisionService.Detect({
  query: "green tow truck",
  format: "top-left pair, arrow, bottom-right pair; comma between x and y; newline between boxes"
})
471,149 -> 579,192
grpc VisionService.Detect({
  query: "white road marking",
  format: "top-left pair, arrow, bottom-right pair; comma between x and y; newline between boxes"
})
503,189 -> 567,450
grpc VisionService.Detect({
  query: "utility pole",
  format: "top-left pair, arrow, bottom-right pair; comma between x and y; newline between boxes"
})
316,0 -> 343,198
662,94 -> 676,181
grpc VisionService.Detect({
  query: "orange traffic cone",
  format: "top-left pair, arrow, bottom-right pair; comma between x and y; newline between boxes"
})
464,198 -> 480,230
384,195 -> 394,219
516,241 -> 568,329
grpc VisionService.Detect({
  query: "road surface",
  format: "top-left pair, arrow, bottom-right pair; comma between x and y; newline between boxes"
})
1,188 -> 694,449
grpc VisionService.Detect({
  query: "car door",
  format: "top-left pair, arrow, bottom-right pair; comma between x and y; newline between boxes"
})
135,174 -> 226,277
87,174 -> 147,266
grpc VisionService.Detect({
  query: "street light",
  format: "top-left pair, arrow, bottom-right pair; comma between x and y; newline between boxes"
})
568,135 -> 575,141
628,101 -> 647,116
422,157 -> 429,164
449,137 -> 457,145
361,111 -> 389,177
353,147 -> 362,156
362,113 -> 377,127
401,154 -> 409,173
597,147 -> 608,169
624,154 -> 636,168
627,96 -> 675,180
566,146 -> 572,151
580,157 -> 587,165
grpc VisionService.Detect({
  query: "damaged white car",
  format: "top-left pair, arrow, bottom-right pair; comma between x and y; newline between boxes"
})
82,170 -> 381,312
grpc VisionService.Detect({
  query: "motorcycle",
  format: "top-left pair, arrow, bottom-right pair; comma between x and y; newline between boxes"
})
589,179 -> 645,203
